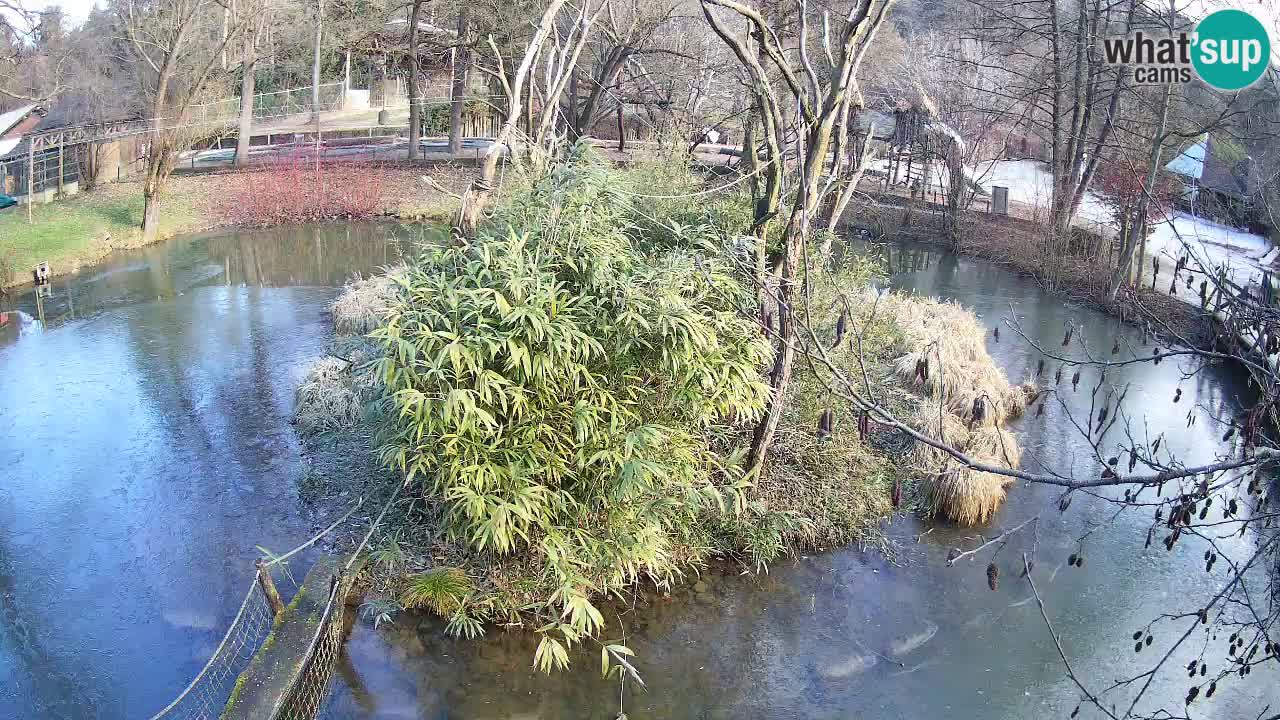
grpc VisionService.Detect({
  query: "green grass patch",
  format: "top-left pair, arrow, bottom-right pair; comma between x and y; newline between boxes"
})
0,184 -> 201,286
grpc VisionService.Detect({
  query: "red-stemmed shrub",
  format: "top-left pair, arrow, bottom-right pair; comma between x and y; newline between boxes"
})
1095,156 -> 1178,229
223,150 -> 388,226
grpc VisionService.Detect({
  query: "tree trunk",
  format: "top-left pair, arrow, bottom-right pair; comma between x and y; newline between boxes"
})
819,129 -> 874,247
141,147 -> 165,243
567,71 -> 579,136
742,101 -> 758,189
448,7 -> 470,155
235,26 -> 258,167
748,321 -> 795,475
407,0 -> 423,160
141,55 -> 177,244
458,0 -> 567,235
572,49 -> 628,138
1107,81 -> 1173,301
310,0 -> 323,122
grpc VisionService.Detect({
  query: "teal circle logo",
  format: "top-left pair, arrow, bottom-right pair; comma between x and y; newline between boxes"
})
1192,9 -> 1271,90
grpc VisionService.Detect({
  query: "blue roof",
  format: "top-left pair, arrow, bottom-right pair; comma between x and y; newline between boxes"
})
1166,135 -> 1206,179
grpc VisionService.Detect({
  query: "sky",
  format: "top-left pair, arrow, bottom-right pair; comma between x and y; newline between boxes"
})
8,0 -> 1280,32
13,0 -> 99,26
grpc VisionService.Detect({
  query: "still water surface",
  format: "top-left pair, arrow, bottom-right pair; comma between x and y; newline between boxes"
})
0,223 -> 425,718
0,230 -> 1275,718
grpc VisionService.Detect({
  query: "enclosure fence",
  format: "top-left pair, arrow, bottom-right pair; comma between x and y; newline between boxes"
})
144,583 -> 278,720
0,142 -> 92,198
269,577 -> 349,720
146,487 -> 397,720
189,83 -> 348,124
269,486 -> 403,720
1,82 -> 357,212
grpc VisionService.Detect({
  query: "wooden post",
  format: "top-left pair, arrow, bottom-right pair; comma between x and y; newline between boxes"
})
57,140 -> 65,194
27,142 -> 34,224
617,105 -> 625,152
256,559 -> 286,617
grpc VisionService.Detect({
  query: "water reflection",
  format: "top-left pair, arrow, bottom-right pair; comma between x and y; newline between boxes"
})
0,221 -> 440,719
321,240 -> 1277,720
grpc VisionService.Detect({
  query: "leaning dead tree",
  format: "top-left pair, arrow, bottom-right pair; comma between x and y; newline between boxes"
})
456,0 -> 571,235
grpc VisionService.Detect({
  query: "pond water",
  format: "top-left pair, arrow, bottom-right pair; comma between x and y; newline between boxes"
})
1,228 -> 1275,719
0,222 -> 434,718
319,241 -> 1279,720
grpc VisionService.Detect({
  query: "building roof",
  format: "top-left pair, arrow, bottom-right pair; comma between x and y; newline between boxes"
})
0,137 -> 20,158
1165,135 -> 1206,180
1166,133 -> 1254,199
0,104 -> 39,137
1200,135 -> 1251,198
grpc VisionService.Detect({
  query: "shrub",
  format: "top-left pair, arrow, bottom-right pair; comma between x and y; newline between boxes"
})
223,153 -> 387,226
370,148 -> 772,668
618,141 -> 754,246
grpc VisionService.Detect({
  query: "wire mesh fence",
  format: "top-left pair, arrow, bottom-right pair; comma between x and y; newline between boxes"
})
266,485 -> 404,720
188,83 -> 348,125
268,576 -> 349,720
147,492 -> 389,720
146,582 -> 277,720
0,142 -> 93,198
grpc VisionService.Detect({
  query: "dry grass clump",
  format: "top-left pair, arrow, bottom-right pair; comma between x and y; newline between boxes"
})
880,292 -> 1029,526
909,409 -> 1023,525
884,293 -> 1032,425
331,265 -> 406,336
295,355 -> 377,434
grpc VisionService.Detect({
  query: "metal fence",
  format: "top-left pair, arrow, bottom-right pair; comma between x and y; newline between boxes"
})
269,575 -> 350,720
146,489 -> 394,720
0,142 -> 92,198
189,82 -> 348,124
1,82 -> 348,208
144,583 -> 278,720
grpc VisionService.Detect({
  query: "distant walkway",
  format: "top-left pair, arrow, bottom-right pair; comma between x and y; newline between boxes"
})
179,136 -> 497,170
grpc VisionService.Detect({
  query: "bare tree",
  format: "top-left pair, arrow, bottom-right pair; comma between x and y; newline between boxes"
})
235,2 -> 271,167
311,0 -> 324,122
0,0 -> 73,103
118,0 -> 239,242
530,1 -> 603,153
701,0 -> 894,477
447,5 -> 470,155
561,0 -> 677,139
959,0 -> 1134,261
457,0 -> 570,234
407,0 -> 425,159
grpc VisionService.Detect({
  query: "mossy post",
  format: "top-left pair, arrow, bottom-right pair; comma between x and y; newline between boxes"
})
256,559 -> 286,617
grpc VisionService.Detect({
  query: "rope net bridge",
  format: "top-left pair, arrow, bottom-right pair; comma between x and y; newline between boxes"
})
147,486 -> 400,720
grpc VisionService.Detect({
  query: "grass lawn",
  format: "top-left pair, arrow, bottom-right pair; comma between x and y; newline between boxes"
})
0,182 -> 203,288
0,163 -> 469,288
